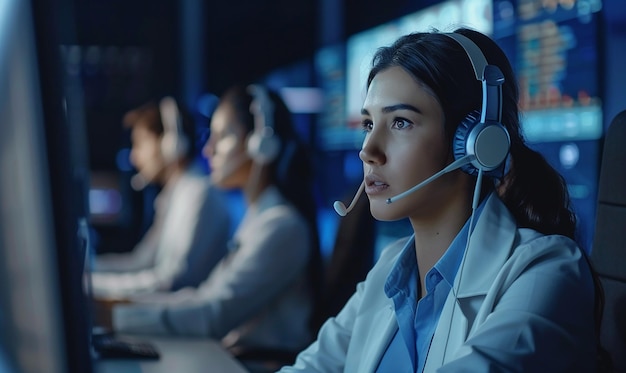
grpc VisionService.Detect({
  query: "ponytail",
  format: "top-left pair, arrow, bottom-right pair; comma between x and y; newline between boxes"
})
498,140 -> 577,240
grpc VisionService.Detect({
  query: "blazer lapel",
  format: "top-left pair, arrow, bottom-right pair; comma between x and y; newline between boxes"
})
353,304 -> 398,373
424,290 -> 468,371
425,194 -> 517,370
455,194 -> 516,298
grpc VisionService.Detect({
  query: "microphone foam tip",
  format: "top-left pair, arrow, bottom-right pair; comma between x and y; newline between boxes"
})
333,201 -> 347,217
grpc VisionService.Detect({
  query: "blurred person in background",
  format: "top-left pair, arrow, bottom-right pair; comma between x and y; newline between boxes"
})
92,97 -> 230,298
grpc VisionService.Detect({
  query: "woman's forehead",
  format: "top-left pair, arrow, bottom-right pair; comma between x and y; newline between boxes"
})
364,67 -> 439,112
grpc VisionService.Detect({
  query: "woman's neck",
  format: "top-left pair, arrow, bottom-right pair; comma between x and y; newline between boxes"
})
410,191 -> 472,297
243,164 -> 272,204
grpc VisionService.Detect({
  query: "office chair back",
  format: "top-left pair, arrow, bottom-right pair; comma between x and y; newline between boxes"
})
591,109 -> 626,372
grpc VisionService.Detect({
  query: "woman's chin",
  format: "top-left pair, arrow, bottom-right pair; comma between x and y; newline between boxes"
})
369,198 -> 404,222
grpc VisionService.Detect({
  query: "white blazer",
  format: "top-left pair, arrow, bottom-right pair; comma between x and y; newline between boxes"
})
281,194 -> 597,372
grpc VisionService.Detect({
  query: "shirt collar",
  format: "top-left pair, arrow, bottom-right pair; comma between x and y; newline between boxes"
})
248,185 -> 285,215
384,236 -> 418,299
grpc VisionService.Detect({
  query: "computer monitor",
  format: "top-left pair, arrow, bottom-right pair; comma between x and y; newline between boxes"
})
0,1 -> 93,372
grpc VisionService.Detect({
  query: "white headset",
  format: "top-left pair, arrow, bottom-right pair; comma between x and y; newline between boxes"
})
445,32 -> 510,179
246,84 -> 281,165
159,96 -> 189,163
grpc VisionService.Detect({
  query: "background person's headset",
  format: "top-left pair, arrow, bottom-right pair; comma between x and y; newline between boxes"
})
246,84 -> 298,184
159,96 -> 190,164
130,96 -> 190,191
246,84 -> 281,165
209,84 -> 286,185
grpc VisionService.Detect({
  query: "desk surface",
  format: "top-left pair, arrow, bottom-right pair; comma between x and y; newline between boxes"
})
94,335 -> 248,373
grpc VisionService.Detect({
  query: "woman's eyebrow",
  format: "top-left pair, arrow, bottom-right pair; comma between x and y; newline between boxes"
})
361,103 -> 421,116
381,103 -> 421,114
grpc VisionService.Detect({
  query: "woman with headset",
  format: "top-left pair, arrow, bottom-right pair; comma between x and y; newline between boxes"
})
280,28 -> 603,372
109,84 -> 322,372
92,97 -> 231,297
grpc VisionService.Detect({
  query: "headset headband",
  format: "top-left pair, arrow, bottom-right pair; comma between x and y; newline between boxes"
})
444,33 -> 488,81
444,32 -> 504,124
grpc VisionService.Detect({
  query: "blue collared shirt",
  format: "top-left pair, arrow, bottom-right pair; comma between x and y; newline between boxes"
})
376,201 -> 486,372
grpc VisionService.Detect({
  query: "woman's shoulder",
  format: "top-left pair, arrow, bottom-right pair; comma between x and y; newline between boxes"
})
485,194 -> 582,263
255,201 -> 308,233
502,228 -> 591,290
512,228 -> 582,263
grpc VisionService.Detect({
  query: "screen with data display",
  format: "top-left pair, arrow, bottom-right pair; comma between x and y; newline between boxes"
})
315,0 -> 494,151
494,0 -> 603,250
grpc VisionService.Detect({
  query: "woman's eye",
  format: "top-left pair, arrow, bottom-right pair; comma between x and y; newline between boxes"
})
392,118 -> 412,130
361,120 -> 373,133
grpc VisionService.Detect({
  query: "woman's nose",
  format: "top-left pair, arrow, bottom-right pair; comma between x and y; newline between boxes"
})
129,148 -> 139,167
202,137 -> 215,159
359,130 -> 386,166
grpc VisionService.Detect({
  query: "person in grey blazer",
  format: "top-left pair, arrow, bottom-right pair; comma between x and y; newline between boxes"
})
107,84 -> 322,372
280,28 -> 604,372
92,97 -> 230,298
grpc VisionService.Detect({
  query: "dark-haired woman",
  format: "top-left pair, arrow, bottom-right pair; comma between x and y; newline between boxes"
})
280,28 -> 601,372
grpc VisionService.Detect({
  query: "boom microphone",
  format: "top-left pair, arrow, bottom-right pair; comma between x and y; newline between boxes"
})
333,182 -> 365,216
333,155 -> 476,217
130,163 -> 165,191
386,155 -> 475,204
130,173 -> 150,191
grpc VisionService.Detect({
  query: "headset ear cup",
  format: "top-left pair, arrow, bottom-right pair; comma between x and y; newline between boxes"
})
454,109 -> 510,178
161,131 -> 189,163
159,97 -> 190,163
246,84 -> 281,166
454,110 -> 481,176
161,132 -> 176,162
247,127 -> 281,165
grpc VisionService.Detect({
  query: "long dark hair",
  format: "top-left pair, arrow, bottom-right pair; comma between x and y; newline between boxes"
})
367,28 -> 607,369
220,84 -> 323,333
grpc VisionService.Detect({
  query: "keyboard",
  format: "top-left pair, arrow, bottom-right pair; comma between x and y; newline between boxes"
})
92,333 -> 160,360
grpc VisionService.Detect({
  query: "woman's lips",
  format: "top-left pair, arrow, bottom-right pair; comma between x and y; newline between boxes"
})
364,174 -> 389,195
